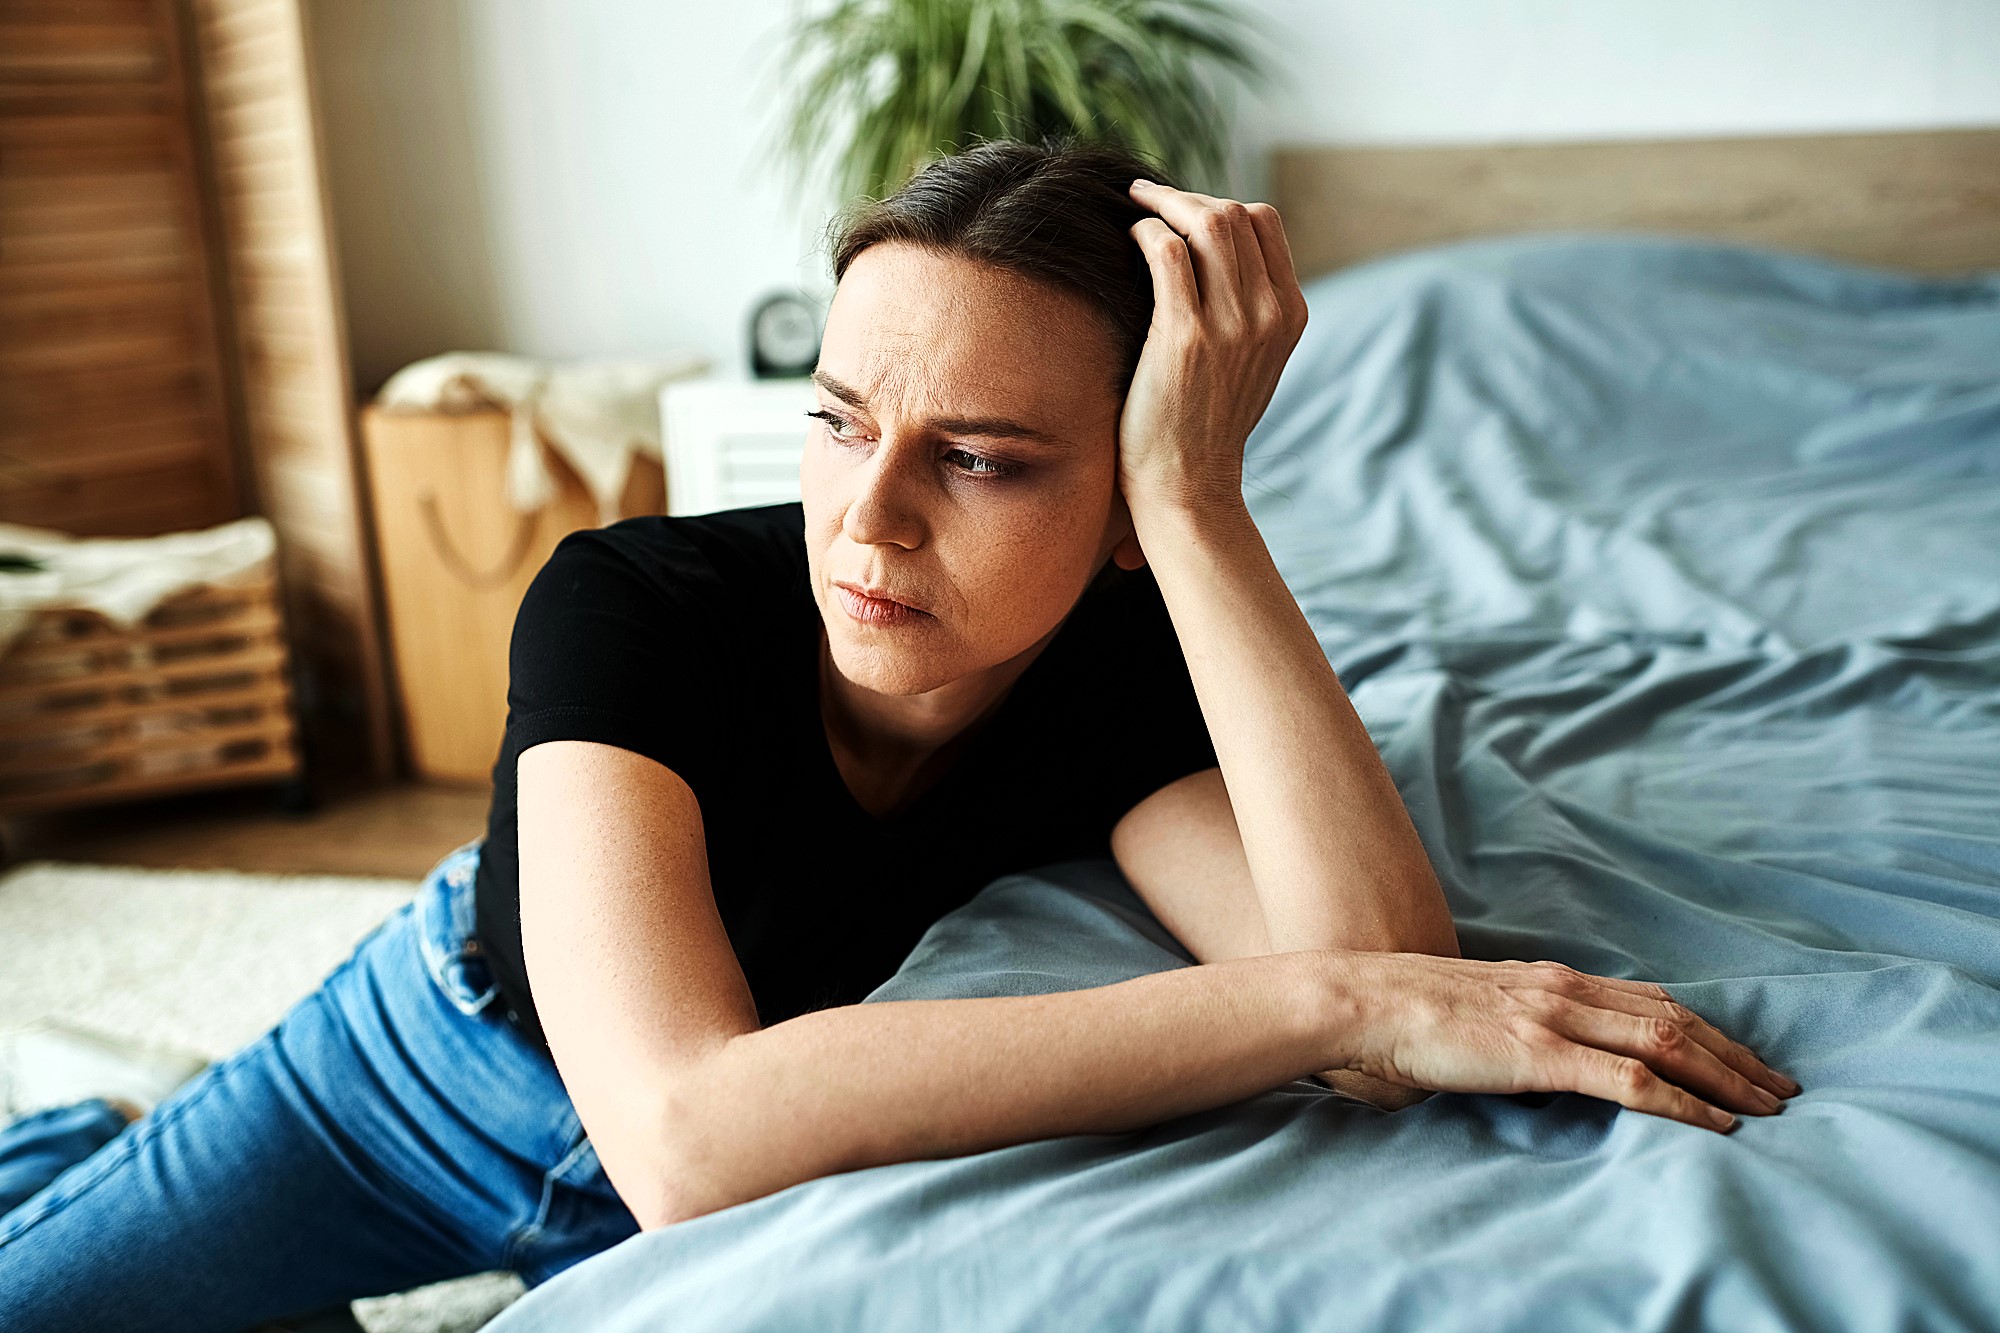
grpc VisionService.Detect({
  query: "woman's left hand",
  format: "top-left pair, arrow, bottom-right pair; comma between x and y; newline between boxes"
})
1119,179 -> 1310,517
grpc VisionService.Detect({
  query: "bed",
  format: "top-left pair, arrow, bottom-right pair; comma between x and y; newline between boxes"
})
483,131 -> 2000,1332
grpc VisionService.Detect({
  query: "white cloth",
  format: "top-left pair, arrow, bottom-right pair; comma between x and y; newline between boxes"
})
374,352 -> 711,521
0,516 -> 278,654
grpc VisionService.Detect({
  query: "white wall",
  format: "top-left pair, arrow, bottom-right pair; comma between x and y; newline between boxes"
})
1230,0 -> 2000,194
307,0 -> 2000,393
309,0 -> 818,392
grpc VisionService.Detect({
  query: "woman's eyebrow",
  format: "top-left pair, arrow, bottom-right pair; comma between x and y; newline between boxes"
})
929,414 -> 1070,448
811,369 -> 870,407
811,369 -> 1068,448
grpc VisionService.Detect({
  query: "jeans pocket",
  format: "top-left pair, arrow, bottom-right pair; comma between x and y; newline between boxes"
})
416,838 -> 502,1018
504,1108 -> 641,1284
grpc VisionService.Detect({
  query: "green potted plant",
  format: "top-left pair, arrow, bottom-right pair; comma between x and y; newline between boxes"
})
765,0 -> 1277,213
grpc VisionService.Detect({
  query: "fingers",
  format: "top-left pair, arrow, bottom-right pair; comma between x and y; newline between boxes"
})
1576,979 -> 1800,1101
1166,186 -> 1270,301
1126,177 -> 1315,378
1129,217 -> 1200,323
1520,962 -> 1802,1100
1243,202 -> 1304,311
1571,1046 -> 1743,1135
1548,997 -> 1783,1119
1128,179 -> 1244,323
1217,201 -> 1271,307
1586,974 -> 1679,1002
1499,960 -> 1803,1133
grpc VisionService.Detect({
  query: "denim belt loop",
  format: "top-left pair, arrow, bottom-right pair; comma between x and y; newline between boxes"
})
415,837 -> 502,1017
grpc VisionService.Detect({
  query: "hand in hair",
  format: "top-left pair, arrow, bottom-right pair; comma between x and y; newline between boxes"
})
1120,179 -> 1310,516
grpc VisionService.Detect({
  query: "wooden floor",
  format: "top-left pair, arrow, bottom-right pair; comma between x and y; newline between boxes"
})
0,779 -> 492,880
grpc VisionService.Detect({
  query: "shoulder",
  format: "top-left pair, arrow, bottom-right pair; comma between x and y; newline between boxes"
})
535,501 -> 805,601
518,502 -> 807,645
508,501 -> 808,700
503,503 -> 808,770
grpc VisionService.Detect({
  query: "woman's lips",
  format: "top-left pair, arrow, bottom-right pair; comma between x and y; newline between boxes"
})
834,582 -> 927,626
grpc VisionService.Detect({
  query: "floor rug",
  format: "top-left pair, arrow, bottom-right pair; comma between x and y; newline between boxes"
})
0,858 -> 526,1332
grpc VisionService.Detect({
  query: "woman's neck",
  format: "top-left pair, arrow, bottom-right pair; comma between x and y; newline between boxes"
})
816,625 -> 1051,816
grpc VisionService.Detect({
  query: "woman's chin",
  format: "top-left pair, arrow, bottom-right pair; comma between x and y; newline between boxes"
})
827,635 -> 961,697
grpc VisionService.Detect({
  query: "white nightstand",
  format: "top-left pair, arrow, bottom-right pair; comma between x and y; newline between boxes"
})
660,377 -> 819,516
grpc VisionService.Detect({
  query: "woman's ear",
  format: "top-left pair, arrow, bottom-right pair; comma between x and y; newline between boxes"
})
1106,489 -> 1147,572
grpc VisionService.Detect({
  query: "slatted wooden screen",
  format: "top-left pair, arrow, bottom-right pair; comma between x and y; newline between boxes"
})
185,0 -> 392,778
0,0 -> 394,782
0,0 -> 242,536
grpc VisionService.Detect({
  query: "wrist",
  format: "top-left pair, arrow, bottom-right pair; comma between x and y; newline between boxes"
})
1125,483 -> 1254,551
1296,948 -> 1372,1072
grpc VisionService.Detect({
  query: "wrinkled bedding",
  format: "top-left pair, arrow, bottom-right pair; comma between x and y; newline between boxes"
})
488,235 -> 2000,1333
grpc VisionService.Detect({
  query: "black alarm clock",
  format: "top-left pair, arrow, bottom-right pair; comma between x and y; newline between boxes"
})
748,290 -> 823,379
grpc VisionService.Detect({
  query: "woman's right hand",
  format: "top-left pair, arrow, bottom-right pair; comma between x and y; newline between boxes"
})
1315,952 -> 1802,1132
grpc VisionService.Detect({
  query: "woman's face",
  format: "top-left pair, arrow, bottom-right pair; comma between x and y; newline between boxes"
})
803,241 -> 1143,697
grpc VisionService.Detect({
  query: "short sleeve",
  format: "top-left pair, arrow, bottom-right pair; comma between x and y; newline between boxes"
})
503,526 -> 726,783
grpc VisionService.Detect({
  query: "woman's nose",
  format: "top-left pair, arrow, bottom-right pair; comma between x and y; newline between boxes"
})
842,438 -> 926,550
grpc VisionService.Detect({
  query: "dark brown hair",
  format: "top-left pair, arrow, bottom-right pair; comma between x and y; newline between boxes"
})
825,134 -> 1178,397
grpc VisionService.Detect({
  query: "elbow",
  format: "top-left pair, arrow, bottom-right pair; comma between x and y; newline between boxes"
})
621,1099 -> 732,1232
618,1050 -> 754,1232
626,1153 -> 689,1231
572,1056 -> 712,1224
624,1030 -> 845,1230
599,1126 -> 692,1233
624,1129 -> 722,1233
633,1191 -> 699,1233
1366,864 -> 1462,959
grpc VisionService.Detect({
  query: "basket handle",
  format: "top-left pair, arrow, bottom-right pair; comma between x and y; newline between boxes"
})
416,492 -> 538,589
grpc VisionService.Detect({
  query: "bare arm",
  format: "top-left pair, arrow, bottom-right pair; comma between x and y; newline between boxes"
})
1120,180 -> 1458,961
1107,184 -> 1799,1120
522,743 -> 1794,1232
519,740 -> 1346,1231
1137,503 -> 1458,958
1113,768 -> 1434,1108
1112,768 -> 1273,963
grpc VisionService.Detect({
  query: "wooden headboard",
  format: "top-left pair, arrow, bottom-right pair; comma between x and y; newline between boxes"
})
1269,127 -> 2000,280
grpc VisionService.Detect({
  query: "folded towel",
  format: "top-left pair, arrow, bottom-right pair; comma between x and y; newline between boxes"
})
374,351 -> 710,521
0,516 -> 277,655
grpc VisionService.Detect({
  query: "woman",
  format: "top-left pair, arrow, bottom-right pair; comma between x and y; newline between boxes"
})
0,138 -> 1797,1331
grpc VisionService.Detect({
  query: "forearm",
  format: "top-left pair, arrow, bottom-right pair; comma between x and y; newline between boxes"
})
646,949 -> 1342,1227
1131,496 -> 1458,958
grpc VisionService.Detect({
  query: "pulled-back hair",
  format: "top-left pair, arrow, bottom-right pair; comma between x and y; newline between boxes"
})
825,135 -> 1177,397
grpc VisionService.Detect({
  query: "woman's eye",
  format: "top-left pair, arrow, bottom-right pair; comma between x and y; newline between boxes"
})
806,408 -> 856,440
807,411 -> 1018,479
944,448 -> 1020,478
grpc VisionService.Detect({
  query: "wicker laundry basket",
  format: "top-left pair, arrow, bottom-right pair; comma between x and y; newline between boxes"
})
0,561 -> 303,815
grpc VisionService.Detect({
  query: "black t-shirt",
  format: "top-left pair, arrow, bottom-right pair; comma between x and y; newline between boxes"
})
475,501 -> 1218,1058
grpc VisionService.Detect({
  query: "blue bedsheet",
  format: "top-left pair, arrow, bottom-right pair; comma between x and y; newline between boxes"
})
488,235 -> 2000,1332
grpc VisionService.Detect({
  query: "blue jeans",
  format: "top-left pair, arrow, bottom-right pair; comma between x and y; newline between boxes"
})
0,840 -> 640,1332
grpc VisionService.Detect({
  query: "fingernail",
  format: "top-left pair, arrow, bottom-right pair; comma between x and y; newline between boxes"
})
1711,1108 -> 1738,1131
1779,1074 -> 1802,1095
1132,178 -> 1154,188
